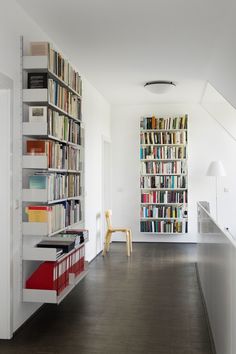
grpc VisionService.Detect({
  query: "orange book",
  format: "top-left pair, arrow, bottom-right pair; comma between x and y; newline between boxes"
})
26,140 -> 52,166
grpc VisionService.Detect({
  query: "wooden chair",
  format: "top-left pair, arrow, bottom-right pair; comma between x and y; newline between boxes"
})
102,210 -> 132,257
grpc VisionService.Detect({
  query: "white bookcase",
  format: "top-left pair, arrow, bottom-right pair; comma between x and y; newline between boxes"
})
21,39 -> 87,303
140,115 -> 188,234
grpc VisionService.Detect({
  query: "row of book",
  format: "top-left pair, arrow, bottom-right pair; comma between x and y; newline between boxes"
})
140,131 -> 187,145
140,205 -> 187,219
25,200 -> 82,234
29,173 -> 81,200
29,42 -> 82,96
48,109 -> 81,145
140,115 -> 188,130
26,245 -> 85,294
26,140 -> 81,171
140,161 -> 187,175
48,44 -> 82,96
140,175 -> 187,189
48,79 -> 80,119
141,190 -> 187,204
140,146 -> 187,160
140,220 -> 188,233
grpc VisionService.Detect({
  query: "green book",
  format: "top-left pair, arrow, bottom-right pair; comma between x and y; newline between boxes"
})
29,175 -> 47,189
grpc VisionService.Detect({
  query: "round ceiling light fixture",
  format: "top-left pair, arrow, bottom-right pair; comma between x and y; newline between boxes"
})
144,80 -> 176,94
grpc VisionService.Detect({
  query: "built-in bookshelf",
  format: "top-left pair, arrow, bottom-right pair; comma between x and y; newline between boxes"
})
140,115 -> 188,234
21,39 -> 87,303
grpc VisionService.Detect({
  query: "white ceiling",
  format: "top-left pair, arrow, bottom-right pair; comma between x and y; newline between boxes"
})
17,0 -> 231,104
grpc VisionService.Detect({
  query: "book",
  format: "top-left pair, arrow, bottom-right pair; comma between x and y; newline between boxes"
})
37,240 -> 75,253
29,175 -> 47,189
28,73 -> 48,89
30,42 -> 50,56
26,205 -> 52,223
29,106 -> 47,123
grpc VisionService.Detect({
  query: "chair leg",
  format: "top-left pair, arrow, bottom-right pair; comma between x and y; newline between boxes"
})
129,230 -> 133,253
107,231 -> 112,251
126,231 -> 130,257
102,231 -> 110,256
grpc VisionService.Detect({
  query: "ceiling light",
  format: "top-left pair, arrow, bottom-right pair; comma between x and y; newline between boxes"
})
144,80 -> 176,94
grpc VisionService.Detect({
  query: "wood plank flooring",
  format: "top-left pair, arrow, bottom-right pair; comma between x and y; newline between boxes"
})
0,243 -> 213,354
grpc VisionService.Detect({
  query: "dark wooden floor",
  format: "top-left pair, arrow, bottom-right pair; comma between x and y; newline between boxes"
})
0,243 -> 213,354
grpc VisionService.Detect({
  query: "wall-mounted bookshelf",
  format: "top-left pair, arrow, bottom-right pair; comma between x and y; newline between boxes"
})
21,39 -> 87,303
140,115 -> 188,234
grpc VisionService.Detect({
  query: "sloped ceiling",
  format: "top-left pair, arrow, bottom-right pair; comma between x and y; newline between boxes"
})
17,0 -> 232,104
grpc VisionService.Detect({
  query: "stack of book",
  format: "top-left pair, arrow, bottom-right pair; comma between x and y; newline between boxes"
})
47,44 -> 82,96
140,131 -> 187,145
48,109 -> 69,141
29,173 -> 67,200
140,205 -> 187,219
48,79 -> 80,119
140,146 -> 186,159
141,190 -> 187,204
26,201 -> 82,234
68,146 -> 81,171
140,115 -> 188,130
140,175 -> 187,189
68,174 -> 81,197
26,139 -> 81,171
140,220 -> 187,233
30,41 -> 82,96
140,161 -> 186,175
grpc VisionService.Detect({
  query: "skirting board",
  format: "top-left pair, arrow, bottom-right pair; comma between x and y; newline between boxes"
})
112,233 -> 198,243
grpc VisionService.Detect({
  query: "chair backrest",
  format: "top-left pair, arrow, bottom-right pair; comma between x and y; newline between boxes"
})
105,210 -> 112,230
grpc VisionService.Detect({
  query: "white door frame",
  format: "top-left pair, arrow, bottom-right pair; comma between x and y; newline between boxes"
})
101,136 -> 112,250
0,73 -> 13,339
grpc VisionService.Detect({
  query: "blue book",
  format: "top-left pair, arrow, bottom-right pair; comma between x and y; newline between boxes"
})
29,175 -> 47,189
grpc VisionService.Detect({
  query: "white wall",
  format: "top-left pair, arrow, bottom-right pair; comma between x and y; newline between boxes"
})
83,78 -> 111,261
111,103 -> 236,243
208,5 -> 236,111
0,0 -> 111,337
0,0 -> 52,337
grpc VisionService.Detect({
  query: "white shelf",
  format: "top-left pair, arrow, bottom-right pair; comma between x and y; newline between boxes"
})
140,159 -> 186,161
23,56 -> 82,99
22,156 -> 81,173
23,88 -> 48,102
140,116 -> 188,234
23,242 -> 86,261
140,203 -> 186,205
23,222 -> 50,236
140,144 -> 187,146
23,189 -> 48,202
23,264 -> 88,304
140,129 -> 187,132
23,55 -> 48,70
23,89 -> 80,122
23,155 -> 48,169
22,189 -> 82,204
141,173 -> 187,176
22,221 -> 84,237
140,188 -> 187,190
140,217 -> 188,220
23,123 -> 83,148
140,232 -> 186,235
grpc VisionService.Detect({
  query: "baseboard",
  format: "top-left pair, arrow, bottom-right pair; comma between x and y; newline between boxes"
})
88,250 -> 103,263
112,240 -> 197,244
195,263 -> 216,354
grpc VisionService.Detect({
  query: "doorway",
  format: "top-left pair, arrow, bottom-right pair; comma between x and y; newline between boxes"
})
102,137 -> 112,251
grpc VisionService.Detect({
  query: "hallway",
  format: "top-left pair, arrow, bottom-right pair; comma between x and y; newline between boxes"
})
0,244 -> 213,354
